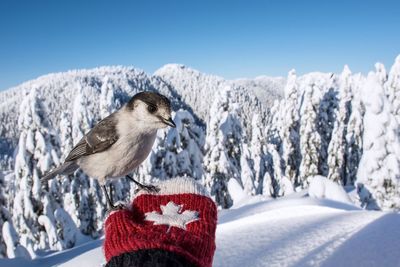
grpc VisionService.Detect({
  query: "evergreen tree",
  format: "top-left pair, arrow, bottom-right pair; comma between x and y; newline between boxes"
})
12,88 -> 61,254
0,172 -> 10,258
265,143 -> 293,196
357,72 -> 400,211
280,70 -> 301,186
327,66 -> 353,184
299,82 -> 322,186
72,85 -> 92,144
240,142 -> 256,195
263,100 -> 286,195
57,110 -> 87,247
249,114 -> 266,194
59,112 -> 73,161
100,76 -> 120,119
265,100 -> 283,147
387,55 -> 400,120
145,110 -> 205,181
203,86 -> 243,208
375,62 -> 388,86
316,78 -> 338,176
345,74 -> 365,185
2,221 -> 30,259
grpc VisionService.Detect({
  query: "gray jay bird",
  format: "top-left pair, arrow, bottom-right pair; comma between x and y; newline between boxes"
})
42,91 -> 176,209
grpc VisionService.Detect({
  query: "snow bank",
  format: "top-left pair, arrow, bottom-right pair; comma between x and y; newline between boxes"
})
308,175 -> 353,205
228,178 -> 246,205
2,194 -> 398,267
2,221 -> 31,259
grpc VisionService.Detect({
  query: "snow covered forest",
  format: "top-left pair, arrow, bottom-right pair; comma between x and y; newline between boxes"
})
0,56 -> 400,259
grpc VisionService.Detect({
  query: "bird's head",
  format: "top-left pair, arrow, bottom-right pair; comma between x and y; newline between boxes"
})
126,91 -> 176,129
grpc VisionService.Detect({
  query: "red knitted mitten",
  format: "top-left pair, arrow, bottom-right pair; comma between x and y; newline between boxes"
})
103,177 -> 217,267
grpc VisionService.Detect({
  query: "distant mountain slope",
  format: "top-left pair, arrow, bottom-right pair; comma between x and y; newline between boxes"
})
232,75 -> 285,107
154,64 -> 226,122
154,64 -> 285,122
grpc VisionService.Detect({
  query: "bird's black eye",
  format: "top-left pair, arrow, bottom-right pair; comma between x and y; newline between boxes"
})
147,105 -> 157,114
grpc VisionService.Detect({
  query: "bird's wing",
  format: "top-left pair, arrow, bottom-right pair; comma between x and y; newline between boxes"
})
65,114 -> 119,162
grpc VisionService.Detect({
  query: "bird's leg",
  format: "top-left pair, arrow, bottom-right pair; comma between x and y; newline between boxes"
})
102,185 -> 114,208
102,184 -> 124,211
126,175 -> 159,193
109,184 -> 114,205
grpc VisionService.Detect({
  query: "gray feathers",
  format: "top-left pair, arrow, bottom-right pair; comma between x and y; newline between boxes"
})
41,161 -> 79,184
65,114 -> 119,162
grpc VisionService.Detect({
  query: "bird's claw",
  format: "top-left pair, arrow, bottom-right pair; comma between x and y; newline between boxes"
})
106,203 -> 126,215
126,175 -> 159,194
135,184 -> 160,194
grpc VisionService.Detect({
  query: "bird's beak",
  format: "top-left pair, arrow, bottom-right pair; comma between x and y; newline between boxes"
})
163,117 -> 176,128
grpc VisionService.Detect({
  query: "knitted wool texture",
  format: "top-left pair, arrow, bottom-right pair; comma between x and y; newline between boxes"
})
103,177 -> 217,267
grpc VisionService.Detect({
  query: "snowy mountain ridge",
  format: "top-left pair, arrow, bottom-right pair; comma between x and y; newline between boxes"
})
232,75 -> 285,107
1,57 -> 400,260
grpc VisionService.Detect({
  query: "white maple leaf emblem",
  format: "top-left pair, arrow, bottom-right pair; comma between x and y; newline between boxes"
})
145,201 -> 199,232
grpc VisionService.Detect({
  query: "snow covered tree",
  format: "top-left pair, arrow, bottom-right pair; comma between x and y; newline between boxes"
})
263,99 -> 288,195
240,142 -> 256,195
146,110 -> 205,182
386,55 -> 400,120
249,114 -> 266,194
72,85 -> 93,145
203,86 -> 243,208
280,70 -> 301,186
298,82 -> 322,186
12,88 -> 62,255
55,110 -> 91,248
154,64 -> 224,122
99,76 -> 120,119
357,72 -> 400,211
265,143 -> 293,197
316,79 -> 338,176
59,112 -> 73,161
262,167 -> 275,198
0,172 -> 10,258
375,62 -> 388,86
265,100 -> 283,147
2,221 -> 30,259
327,66 -> 353,184
345,74 -> 365,186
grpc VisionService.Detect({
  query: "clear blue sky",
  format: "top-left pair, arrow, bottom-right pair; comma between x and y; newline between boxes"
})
0,0 -> 399,91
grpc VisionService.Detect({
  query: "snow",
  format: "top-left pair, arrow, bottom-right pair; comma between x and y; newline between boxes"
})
308,175 -> 353,205
2,221 -> 31,260
215,197 -> 399,267
1,194 -> 399,267
356,72 -> 400,210
228,178 -> 247,205
232,75 -> 285,108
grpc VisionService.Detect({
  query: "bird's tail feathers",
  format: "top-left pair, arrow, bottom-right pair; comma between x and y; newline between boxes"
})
41,161 -> 79,185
